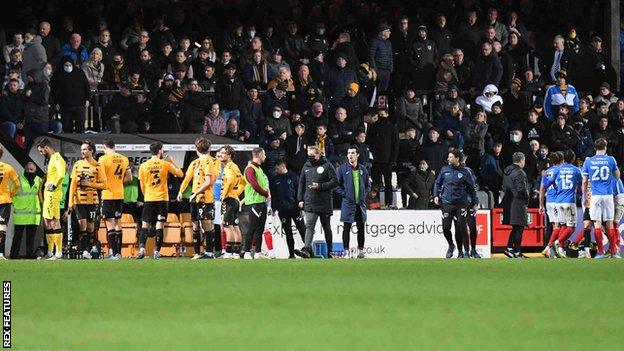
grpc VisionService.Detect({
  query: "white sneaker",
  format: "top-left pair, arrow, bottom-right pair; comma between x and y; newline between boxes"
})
47,255 -> 57,260
221,252 -> 232,259
0,254 -> 6,260
153,251 -> 161,260
243,252 -> 253,259
191,253 -> 203,260
82,250 -> 92,259
356,249 -> 365,259
55,251 -> 62,259
343,249 -> 351,259
232,252 -> 240,259
267,250 -> 276,259
203,252 -> 214,259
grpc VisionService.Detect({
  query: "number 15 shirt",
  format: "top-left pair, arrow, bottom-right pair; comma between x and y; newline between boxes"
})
139,158 -> 184,202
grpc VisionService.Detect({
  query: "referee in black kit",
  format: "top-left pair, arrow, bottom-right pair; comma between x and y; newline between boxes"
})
433,149 -> 478,258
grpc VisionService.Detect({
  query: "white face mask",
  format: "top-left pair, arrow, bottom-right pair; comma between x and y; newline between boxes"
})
317,29 -> 325,35
273,111 -> 282,119
248,31 -> 256,38
510,133 -> 521,143
63,65 -> 73,73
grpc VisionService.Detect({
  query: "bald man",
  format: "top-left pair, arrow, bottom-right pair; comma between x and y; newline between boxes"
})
39,21 -> 61,66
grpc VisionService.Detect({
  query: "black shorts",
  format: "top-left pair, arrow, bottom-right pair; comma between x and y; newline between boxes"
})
75,204 -> 97,221
583,207 -> 591,221
101,200 -> 123,219
221,197 -> 239,227
191,202 -> 215,222
0,203 -> 11,225
142,201 -> 169,224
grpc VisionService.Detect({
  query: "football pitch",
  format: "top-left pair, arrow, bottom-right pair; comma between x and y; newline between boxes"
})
3,259 -> 623,350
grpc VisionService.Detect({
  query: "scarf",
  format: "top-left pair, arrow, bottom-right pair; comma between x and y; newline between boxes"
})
252,62 -> 268,84
113,63 -> 124,83
316,134 -> 327,156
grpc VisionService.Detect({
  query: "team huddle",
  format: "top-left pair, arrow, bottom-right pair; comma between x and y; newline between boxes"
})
1,136 -> 276,260
540,138 -> 623,259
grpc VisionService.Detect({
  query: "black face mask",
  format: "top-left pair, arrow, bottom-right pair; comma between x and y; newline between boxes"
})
24,172 -> 36,185
308,156 -> 317,163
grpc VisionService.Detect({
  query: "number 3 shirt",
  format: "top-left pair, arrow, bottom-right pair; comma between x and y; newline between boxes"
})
139,157 -> 184,202
582,154 -> 618,196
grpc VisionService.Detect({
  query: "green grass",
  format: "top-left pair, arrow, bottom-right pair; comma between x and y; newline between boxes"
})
2,259 -> 623,350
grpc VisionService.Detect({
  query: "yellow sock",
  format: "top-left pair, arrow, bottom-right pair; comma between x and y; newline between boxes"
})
54,233 -> 64,254
46,234 -> 55,255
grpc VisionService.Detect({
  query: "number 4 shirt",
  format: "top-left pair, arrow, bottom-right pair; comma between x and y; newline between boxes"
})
582,154 -> 618,196
139,158 -> 184,202
99,152 -> 129,201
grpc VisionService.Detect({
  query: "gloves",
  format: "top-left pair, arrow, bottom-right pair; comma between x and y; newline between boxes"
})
45,184 -> 57,192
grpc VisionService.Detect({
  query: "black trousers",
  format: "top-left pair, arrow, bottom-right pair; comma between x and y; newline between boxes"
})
372,162 -> 393,206
343,207 -> 365,250
507,225 -> 524,251
458,211 -> 477,252
10,225 -> 37,259
442,204 -> 467,252
243,203 -> 267,253
279,210 -> 306,258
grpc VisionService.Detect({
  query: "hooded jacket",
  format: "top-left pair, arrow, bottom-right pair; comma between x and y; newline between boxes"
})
501,164 -> 529,226
22,36 -> 47,80
23,69 -> 50,123
475,84 -> 504,113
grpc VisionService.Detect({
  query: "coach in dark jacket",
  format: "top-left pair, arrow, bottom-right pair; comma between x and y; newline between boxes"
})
182,88 -> 209,133
501,152 -> 529,258
433,149 -> 478,258
297,146 -> 339,258
335,146 -> 370,257
50,56 -> 90,132
270,160 -> 306,258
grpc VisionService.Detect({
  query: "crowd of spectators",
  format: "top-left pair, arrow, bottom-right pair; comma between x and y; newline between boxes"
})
0,0 -> 622,209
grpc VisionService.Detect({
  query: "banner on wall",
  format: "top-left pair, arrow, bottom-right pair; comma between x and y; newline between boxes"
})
259,210 -> 491,258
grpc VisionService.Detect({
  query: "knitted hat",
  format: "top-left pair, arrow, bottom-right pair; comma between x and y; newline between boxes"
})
348,82 -> 359,94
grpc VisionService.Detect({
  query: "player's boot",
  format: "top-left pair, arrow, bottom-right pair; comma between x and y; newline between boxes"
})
153,251 -> 161,260
243,252 -> 253,259
356,249 -> 365,259
136,248 -> 145,259
457,252 -> 465,258
445,244 -> 455,259
191,253 -> 203,260
568,242 -> 580,251
470,249 -> 481,259
343,249 -> 351,259
556,245 -> 567,258
0,254 -> 6,260
203,252 -> 214,259
503,247 -> 517,258
294,248 -> 310,259
612,253 -> 622,259
541,246 -> 551,258
267,250 -> 276,259
82,250 -> 92,259
553,241 -> 563,258
515,251 -> 528,259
